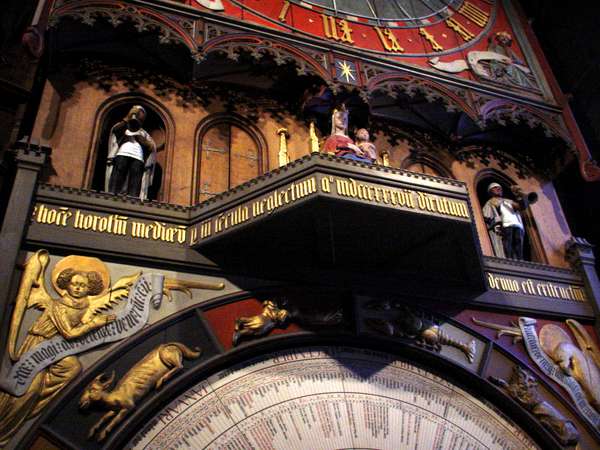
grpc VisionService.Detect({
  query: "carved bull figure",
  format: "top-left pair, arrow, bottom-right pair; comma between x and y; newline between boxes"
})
79,342 -> 201,442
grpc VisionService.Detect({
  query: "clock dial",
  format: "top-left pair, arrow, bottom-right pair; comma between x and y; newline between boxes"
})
293,0 -> 462,27
129,347 -> 538,449
224,0 -> 495,57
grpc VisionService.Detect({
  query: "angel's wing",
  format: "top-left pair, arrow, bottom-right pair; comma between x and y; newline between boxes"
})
81,272 -> 141,323
9,250 -> 53,361
566,319 -> 600,371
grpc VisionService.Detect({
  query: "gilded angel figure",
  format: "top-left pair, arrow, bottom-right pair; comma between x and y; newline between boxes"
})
0,249 -> 224,446
0,250 -> 137,446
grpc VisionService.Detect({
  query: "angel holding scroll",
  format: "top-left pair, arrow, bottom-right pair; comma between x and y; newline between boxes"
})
0,251 -> 136,446
0,250 -> 224,447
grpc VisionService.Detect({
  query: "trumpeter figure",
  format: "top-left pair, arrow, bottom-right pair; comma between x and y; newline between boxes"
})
483,182 -> 536,260
105,105 -> 157,200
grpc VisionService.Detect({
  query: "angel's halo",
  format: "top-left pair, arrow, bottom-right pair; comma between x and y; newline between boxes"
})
51,255 -> 111,297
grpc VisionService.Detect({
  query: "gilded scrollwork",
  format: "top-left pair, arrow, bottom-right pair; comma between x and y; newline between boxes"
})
0,250 -> 129,446
540,321 -> 600,411
80,342 -> 201,442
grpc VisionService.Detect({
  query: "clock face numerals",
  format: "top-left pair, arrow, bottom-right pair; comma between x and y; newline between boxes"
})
295,0 -> 462,26
129,347 -> 539,450
321,14 -> 355,44
226,0 -> 495,57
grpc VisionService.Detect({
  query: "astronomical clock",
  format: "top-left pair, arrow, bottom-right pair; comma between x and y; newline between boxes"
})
188,0 -> 545,96
0,0 -> 599,449
227,0 -> 494,56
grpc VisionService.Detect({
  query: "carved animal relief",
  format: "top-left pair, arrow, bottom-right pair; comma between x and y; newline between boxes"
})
490,365 -> 579,446
364,301 -> 477,363
80,342 -> 201,442
473,316 -> 600,427
233,300 -> 290,346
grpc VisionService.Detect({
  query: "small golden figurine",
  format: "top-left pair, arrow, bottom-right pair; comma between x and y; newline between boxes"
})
309,121 -> 320,153
232,300 -> 290,346
277,127 -> 290,167
80,342 -> 201,442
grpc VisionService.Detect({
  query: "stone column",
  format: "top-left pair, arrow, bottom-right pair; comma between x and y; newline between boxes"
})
566,237 -> 600,332
0,144 -> 49,357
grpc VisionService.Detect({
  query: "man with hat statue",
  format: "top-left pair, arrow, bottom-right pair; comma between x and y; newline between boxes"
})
482,182 -> 527,259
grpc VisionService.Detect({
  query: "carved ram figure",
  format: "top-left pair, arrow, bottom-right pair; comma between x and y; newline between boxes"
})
79,342 -> 201,442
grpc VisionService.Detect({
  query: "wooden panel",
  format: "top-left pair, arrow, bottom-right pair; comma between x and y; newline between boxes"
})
199,124 -> 230,202
230,125 -> 259,187
406,162 -> 440,177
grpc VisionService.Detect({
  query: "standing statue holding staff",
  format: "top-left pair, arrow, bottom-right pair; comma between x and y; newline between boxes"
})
483,182 -> 536,260
105,105 -> 157,200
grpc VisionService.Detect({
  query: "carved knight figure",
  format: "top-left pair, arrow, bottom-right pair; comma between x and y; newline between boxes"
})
105,105 -> 157,200
482,182 -> 528,259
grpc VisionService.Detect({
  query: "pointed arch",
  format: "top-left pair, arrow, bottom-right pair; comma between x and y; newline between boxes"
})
85,92 -> 175,201
48,0 -> 200,58
200,34 -> 333,84
479,99 -> 571,142
366,74 -> 479,121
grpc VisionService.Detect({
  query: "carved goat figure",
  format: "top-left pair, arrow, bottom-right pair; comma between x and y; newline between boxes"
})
79,342 -> 201,442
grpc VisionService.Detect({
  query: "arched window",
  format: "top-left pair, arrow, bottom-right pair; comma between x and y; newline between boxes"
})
195,115 -> 266,202
476,172 -> 545,263
91,102 -> 166,201
401,153 -> 453,178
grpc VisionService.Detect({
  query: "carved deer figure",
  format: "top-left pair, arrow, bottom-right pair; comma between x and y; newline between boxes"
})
79,342 -> 201,442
